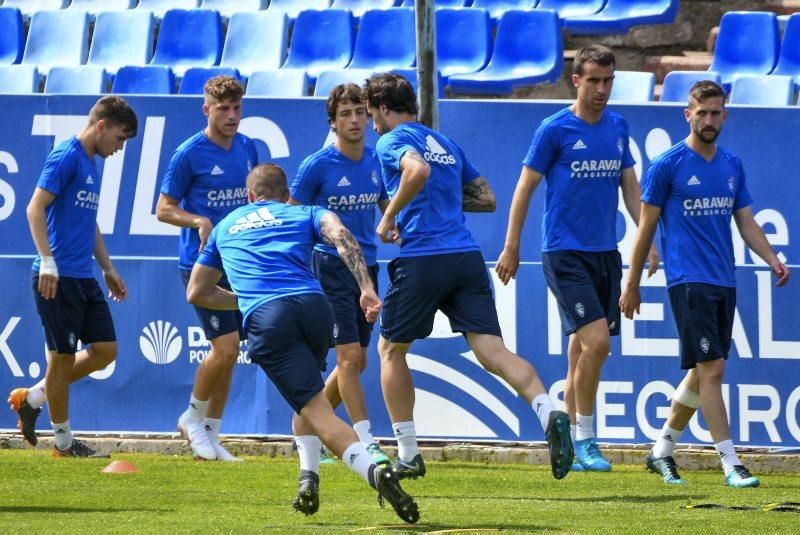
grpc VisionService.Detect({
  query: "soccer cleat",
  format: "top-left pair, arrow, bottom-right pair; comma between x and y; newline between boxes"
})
545,411 -> 574,479
8,388 -> 41,446
374,464 -> 420,524
366,442 -> 390,465
292,470 -> 320,516
392,454 -> 426,480
50,439 -> 110,458
212,441 -> 243,462
646,453 -> 687,485
177,411 -> 217,461
319,446 -> 337,464
571,462 -> 585,472
725,465 -> 760,488
574,438 -> 612,472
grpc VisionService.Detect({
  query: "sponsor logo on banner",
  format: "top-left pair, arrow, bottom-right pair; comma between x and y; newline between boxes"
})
139,321 -> 183,365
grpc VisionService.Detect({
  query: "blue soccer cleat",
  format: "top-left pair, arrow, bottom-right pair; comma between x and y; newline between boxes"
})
646,453 -> 687,485
725,465 -> 760,488
392,454 -> 426,480
366,442 -> 390,465
574,438 -> 612,471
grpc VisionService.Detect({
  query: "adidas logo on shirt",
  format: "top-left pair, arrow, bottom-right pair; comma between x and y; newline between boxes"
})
229,206 -> 283,234
85,175 -> 94,185
211,165 -> 224,176
337,176 -> 351,187
687,175 -> 701,186
424,134 -> 456,165
572,139 -> 587,150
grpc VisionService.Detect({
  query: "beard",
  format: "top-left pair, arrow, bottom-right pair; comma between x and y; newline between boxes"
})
694,126 -> 720,144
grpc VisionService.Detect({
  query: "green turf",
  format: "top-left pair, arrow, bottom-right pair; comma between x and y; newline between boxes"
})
1,450 -> 798,533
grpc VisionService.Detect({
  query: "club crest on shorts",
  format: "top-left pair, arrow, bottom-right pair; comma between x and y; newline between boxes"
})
574,302 -> 585,318
371,170 -> 380,187
210,315 -> 220,331
617,138 -> 624,155
728,176 -> 735,192
700,337 -> 710,354
333,323 -> 339,339
68,332 -> 77,350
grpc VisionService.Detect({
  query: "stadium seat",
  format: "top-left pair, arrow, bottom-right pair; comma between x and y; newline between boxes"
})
22,10 -> 89,75
564,0 -> 679,35
282,9 -> 354,81
660,70 -> 722,103
150,9 -> 223,77
267,0 -> 331,21
773,14 -> 800,87
68,0 -> 136,16
537,0 -> 604,19
448,9 -> 563,95
471,1 -> 537,22
608,71 -> 655,102
0,7 -> 24,65
349,8 -> 415,71
200,0 -> 267,19
729,75 -> 794,106
179,67 -> 242,94
400,0 -> 466,5
88,11 -> 154,75
392,68 -> 446,98
44,66 -> 107,95
246,69 -> 309,97
709,11 -> 779,89
436,8 -> 491,79
3,1 -> 69,19
137,1 -> 201,20
331,1 -> 396,19
220,11 -> 288,79
112,65 -> 176,94
314,68 -> 375,97
0,65 -> 39,94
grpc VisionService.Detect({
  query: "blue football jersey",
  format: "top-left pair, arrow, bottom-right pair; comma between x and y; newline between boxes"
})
642,141 -> 752,288
523,107 -> 635,252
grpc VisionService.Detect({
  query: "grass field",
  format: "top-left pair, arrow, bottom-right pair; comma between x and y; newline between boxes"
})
1,450 -> 798,533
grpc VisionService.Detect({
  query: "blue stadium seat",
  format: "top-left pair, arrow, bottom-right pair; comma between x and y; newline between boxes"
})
0,7 -> 24,65
44,66 -> 107,95
710,11 -> 779,89
68,0 -> 136,16
349,8 -> 415,71
660,70 -> 721,103
0,65 -> 39,94
268,0 -> 331,21
608,71 -> 655,102
221,12 -> 288,78
564,0 -> 678,35
729,75 -> 793,106
400,0 -> 466,5
112,65 -> 176,94
88,11 -> 154,75
391,68 -> 446,98
137,0 -> 201,19
773,14 -> 800,87
331,1 -> 396,19
3,1 -> 69,19
150,9 -> 223,77
537,0 -> 604,19
448,9 -> 563,95
246,69 -> 309,97
22,10 -> 89,75
471,1 -> 537,22
201,0 -> 267,19
436,8 -> 491,79
314,68 -> 375,97
282,9 -> 354,81
180,67 -> 242,94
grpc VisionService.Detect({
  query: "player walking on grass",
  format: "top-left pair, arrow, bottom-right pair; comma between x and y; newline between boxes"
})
157,76 -> 258,461
620,80 -> 789,488
495,45 -> 659,472
289,83 -> 391,467
364,73 -> 573,481
8,96 -> 137,457
187,163 -> 419,523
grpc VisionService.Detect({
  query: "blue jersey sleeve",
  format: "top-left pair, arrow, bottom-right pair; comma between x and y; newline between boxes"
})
310,206 -> 331,243
619,118 -> 636,170
458,145 -> 482,185
376,131 -> 416,173
733,158 -> 753,211
37,149 -> 76,197
160,149 -> 193,202
640,157 -> 672,208
196,226 -> 224,271
290,156 -> 323,204
522,121 -> 558,175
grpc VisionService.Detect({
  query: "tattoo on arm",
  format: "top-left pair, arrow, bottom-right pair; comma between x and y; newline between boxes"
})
321,216 -> 372,289
462,177 -> 495,212
404,150 -> 428,167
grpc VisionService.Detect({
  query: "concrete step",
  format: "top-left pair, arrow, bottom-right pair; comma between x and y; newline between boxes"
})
642,54 -> 713,84
762,0 -> 800,15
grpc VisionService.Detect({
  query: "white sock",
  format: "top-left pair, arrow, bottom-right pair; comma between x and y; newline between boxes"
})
187,395 -> 206,421
715,439 -> 741,476
576,413 -> 594,441
531,394 -> 555,431
353,420 -> 375,446
570,424 -> 577,441
392,420 -> 419,462
204,418 -> 222,444
295,435 -> 322,474
26,379 -> 47,409
652,425 -> 684,459
52,420 -> 72,451
341,441 -> 376,485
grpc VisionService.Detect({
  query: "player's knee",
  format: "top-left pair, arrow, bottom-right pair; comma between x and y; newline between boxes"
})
378,338 -> 408,363
698,359 -> 725,383
210,338 -> 240,364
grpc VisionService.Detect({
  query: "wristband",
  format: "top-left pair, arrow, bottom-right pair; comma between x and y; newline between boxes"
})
40,256 -> 58,278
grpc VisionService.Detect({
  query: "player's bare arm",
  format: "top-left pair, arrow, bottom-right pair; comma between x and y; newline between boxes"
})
93,224 -> 127,302
621,167 -> 660,277
619,202 -> 662,319
186,263 -> 239,310
462,176 -> 496,213
26,187 -> 58,299
156,193 -> 214,250
376,150 -> 430,244
495,166 -> 544,285
734,206 -> 790,286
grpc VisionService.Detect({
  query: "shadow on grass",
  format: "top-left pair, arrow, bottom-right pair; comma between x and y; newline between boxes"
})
414,494 -> 707,504
339,523 -> 556,532
0,506 -> 174,514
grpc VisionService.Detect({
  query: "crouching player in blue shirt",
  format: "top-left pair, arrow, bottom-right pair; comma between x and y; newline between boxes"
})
186,164 -> 419,523
620,81 -> 789,487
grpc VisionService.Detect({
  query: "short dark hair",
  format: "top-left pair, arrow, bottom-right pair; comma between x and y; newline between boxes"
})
204,75 -> 244,102
246,163 -> 288,201
688,80 -> 725,107
326,83 -> 366,125
364,73 -> 418,115
89,96 -> 138,137
573,44 -> 615,76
